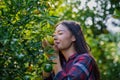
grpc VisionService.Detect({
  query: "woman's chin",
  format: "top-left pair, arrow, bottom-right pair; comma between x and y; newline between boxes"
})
57,47 -> 62,50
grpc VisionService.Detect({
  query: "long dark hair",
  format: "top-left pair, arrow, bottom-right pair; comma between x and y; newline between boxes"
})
56,20 -> 100,80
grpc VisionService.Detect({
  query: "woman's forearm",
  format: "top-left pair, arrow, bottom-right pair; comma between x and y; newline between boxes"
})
52,56 -> 62,75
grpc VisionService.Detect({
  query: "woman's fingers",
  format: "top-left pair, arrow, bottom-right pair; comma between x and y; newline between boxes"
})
53,45 -> 59,52
42,38 -> 52,48
42,70 -> 51,78
42,38 -> 47,48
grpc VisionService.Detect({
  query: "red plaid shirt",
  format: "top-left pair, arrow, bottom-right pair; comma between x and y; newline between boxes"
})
53,53 -> 96,80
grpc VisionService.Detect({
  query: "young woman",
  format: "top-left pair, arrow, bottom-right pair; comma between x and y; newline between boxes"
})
43,20 -> 100,80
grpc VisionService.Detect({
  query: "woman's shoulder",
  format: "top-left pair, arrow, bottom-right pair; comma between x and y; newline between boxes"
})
78,53 -> 92,59
73,53 -> 94,64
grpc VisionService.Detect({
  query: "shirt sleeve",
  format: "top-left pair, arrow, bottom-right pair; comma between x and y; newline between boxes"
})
53,54 -> 93,80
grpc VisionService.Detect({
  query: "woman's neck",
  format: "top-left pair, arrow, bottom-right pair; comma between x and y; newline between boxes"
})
61,45 -> 76,61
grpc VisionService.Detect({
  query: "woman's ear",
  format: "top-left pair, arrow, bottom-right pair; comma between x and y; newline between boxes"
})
72,36 -> 76,42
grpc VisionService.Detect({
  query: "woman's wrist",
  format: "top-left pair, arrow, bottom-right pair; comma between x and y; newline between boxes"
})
52,57 -> 62,75
42,71 -> 51,78
54,64 -> 62,73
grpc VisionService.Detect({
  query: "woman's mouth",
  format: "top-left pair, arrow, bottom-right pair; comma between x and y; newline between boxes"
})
55,42 -> 60,45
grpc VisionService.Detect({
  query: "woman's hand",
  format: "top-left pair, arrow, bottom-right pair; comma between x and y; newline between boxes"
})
42,36 -> 54,78
42,36 -> 62,75
42,37 -> 59,59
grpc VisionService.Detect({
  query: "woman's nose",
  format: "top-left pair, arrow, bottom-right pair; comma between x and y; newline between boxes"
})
54,35 -> 58,40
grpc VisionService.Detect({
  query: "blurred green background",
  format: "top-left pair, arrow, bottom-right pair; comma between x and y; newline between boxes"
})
0,0 -> 120,80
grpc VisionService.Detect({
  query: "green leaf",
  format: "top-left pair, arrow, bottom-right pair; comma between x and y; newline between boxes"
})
113,9 -> 120,19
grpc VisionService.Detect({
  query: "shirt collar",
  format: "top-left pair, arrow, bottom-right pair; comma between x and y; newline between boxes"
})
67,53 -> 78,62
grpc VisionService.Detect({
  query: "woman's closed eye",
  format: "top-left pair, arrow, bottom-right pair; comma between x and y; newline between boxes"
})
58,32 -> 63,35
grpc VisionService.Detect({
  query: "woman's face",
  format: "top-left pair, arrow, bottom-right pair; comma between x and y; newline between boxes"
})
53,24 -> 76,50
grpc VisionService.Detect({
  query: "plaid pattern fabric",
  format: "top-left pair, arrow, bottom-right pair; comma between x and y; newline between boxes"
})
53,53 -> 96,80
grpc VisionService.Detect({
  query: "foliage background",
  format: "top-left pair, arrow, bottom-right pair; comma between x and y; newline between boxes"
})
0,0 -> 120,80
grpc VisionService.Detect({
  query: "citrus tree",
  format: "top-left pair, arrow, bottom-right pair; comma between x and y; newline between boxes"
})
0,0 -> 59,79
